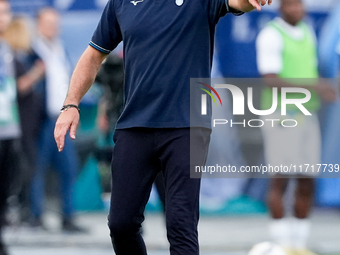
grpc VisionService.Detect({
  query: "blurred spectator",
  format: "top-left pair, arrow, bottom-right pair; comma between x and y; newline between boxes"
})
0,0 -> 21,254
94,50 -> 124,164
316,1 -> 340,208
96,50 -> 124,139
3,16 -> 45,224
30,8 -> 84,232
201,55 -> 249,213
256,0 -> 336,254
95,50 -> 167,209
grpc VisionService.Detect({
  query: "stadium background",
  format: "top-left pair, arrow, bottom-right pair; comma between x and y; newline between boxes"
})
3,1 -> 340,254
8,0 -> 340,209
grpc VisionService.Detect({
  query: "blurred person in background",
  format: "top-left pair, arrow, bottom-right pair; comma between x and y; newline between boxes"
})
3,16 -> 45,224
0,0 -> 21,254
95,49 -> 167,210
256,0 -> 336,254
30,8 -> 84,232
95,49 -> 124,141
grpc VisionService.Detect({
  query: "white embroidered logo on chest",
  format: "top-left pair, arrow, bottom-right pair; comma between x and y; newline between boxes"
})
175,0 -> 183,6
131,0 -> 143,5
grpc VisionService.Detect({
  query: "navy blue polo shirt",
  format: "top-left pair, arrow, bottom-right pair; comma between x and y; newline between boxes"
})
90,0 -> 237,129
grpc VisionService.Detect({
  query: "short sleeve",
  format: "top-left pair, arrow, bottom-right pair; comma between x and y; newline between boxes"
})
210,0 -> 227,21
90,0 -> 123,54
30,49 -> 41,63
225,0 -> 244,16
208,0 -> 244,24
14,57 -> 25,78
256,26 -> 284,75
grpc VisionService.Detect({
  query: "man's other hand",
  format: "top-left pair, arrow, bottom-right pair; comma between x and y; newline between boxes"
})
229,0 -> 273,12
54,108 -> 80,152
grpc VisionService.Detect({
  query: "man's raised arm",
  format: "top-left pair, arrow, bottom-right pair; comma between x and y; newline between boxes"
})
228,0 -> 272,12
54,46 -> 107,152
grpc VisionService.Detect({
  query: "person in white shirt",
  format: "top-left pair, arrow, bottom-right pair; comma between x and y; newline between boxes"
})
30,8 -> 84,233
256,0 -> 335,254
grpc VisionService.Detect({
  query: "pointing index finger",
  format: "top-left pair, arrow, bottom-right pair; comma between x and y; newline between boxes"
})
249,0 -> 262,11
54,123 -> 69,152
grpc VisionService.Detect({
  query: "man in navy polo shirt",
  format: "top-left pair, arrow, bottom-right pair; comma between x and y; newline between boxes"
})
54,0 -> 272,254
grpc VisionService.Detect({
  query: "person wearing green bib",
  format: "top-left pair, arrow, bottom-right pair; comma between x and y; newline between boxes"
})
256,0 -> 336,255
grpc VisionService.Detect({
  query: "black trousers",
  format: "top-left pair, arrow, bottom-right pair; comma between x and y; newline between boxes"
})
0,139 -> 20,227
108,128 -> 210,255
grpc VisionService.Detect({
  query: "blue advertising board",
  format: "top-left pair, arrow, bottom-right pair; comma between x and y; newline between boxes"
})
9,0 -> 107,14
